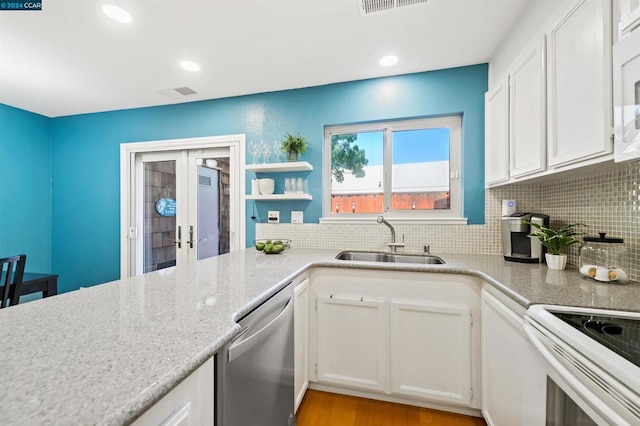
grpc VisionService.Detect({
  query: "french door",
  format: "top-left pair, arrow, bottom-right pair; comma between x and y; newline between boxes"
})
120,135 -> 245,278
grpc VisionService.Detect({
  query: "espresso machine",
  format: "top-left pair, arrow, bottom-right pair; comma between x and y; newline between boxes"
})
501,213 -> 549,263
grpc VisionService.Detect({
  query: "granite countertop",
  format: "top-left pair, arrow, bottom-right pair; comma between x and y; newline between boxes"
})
1,248 -> 638,425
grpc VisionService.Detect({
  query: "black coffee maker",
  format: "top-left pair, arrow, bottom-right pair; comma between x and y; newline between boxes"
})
501,213 -> 549,263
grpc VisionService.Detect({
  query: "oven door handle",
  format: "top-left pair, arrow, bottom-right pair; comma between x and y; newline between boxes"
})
228,297 -> 293,362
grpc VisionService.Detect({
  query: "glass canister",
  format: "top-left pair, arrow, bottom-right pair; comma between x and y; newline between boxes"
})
579,233 -> 628,283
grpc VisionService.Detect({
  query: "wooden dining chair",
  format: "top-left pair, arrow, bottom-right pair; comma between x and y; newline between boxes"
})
0,254 -> 27,308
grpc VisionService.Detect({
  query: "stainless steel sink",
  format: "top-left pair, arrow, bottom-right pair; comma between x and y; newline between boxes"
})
335,251 -> 445,265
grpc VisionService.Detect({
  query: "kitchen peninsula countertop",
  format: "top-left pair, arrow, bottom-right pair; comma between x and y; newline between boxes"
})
1,249 -> 639,425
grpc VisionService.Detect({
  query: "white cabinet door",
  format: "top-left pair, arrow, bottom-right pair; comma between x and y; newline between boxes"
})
132,357 -> 214,426
485,77 -> 510,186
547,0 -> 613,167
390,299 -> 472,406
613,27 -> 640,162
481,289 -> 525,426
294,277 -> 310,412
316,295 -> 386,392
510,37 -> 546,177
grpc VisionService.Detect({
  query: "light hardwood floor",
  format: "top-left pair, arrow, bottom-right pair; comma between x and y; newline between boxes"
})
296,390 -> 487,426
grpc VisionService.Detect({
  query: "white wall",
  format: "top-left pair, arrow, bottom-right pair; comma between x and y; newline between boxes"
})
488,0 -> 573,89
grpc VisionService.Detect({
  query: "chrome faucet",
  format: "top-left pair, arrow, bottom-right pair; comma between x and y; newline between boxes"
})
377,215 -> 405,252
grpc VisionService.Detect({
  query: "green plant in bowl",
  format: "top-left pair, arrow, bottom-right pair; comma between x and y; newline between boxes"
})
253,239 -> 291,254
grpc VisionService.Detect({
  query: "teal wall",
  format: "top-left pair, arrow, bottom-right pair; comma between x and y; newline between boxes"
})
5,64 -> 487,293
0,104 -> 52,276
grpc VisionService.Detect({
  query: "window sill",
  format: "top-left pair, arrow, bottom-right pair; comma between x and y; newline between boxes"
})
319,216 -> 468,225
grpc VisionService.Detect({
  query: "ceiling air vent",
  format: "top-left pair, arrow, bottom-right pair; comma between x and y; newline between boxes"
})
360,0 -> 427,15
154,87 -> 197,99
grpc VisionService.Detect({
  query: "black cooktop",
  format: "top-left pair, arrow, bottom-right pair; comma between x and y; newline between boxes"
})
553,312 -> 640,369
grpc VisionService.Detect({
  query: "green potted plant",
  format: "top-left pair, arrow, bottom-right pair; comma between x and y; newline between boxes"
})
528,222 -> 584,270
280,132 -> 307,162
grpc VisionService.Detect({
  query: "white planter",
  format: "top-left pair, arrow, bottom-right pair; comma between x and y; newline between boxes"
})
545,253 -> 567,270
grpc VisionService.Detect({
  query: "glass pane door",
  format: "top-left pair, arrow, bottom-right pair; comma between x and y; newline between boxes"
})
123,135 -> 243,279
189,151 -> 231,261
144,160 -> 178,272
135,151 -> 185,275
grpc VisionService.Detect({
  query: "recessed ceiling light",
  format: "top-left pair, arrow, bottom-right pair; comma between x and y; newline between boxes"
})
180,61 -> 200,72
380,55 -> 398,67
102,5 -> 132,23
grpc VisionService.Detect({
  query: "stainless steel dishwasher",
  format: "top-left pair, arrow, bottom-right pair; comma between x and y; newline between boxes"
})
216,283 -> 294,426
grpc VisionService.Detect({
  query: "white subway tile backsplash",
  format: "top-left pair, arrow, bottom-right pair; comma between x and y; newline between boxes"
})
257,160 -> 640,281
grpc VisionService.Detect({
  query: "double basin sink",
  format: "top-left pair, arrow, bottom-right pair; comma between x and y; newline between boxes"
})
336,251 -> 445,265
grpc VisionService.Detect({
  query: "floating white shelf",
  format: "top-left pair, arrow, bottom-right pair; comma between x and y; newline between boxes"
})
246,194 -> 313,201
245,161 -> 313,173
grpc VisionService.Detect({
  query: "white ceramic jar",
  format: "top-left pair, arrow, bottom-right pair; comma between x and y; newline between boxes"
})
259,178 -> 275,195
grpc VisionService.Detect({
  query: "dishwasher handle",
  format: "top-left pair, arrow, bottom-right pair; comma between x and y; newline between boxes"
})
228,296 -> 293,362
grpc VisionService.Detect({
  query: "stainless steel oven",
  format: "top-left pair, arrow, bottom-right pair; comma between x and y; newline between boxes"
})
524,305 -> 640,425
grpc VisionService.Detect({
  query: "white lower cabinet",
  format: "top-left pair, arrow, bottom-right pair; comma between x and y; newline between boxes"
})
309,268 -> 481,410
480,288 -> 526,426
132,357 -> 214,426
294,276 -> 310,412
390,299 -> 472,406
316,294 -> 387,392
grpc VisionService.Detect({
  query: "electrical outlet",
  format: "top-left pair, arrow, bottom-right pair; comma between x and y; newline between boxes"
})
268,210 -> 280,224
291,211 -> 303,224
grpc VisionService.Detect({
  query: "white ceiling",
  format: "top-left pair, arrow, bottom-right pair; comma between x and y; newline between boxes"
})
0,0 -> 528,118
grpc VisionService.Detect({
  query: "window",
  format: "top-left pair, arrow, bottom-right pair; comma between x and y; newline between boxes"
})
322,116 -> 463,222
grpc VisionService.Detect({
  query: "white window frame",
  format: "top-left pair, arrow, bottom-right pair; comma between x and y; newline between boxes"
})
321,116 -> 466,224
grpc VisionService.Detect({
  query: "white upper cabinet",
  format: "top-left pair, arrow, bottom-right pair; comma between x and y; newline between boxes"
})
485,0 -> 615,186
509,37 -> 547,177
613,23 -> 640,162
546,0 -> 613,168
485,77 -> 510,186
485,36 -> 546,186
618,0 -> 640,38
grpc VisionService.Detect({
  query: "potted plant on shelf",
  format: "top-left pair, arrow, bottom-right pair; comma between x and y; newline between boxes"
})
528,222 -> 584,270
280,132 -> 307,162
